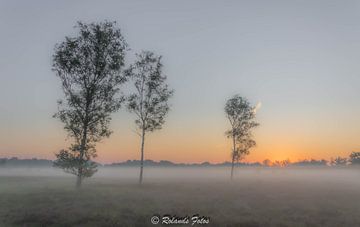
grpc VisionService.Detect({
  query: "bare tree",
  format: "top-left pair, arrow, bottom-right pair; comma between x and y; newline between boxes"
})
53,21 -> 128,188
125,51 -> 174,184
225,95 -> 259,180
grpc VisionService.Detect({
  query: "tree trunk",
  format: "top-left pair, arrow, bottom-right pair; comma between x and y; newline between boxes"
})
139,129 -> 145,184
230,134 -> 236,180
231,156 -> 235,180
77,121 -> 87,189
76,175 -> 82,188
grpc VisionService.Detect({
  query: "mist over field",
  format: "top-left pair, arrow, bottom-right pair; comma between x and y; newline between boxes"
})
1,166 -> 360,181
1,166 -> 360,227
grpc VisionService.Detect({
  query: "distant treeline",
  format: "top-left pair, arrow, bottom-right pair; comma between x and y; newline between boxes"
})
0,157 -> 53,167
1,153 -> 359,167
0,158 -> 260,167
106,160 -> 262,167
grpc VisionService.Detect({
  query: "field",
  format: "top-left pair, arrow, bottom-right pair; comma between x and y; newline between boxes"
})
1,167 -> 360,227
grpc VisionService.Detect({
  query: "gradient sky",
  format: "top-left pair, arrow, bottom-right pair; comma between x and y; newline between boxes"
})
1,0 -> 360,163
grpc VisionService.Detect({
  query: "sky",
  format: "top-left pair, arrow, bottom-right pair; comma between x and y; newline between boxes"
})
1,0 -> 360,164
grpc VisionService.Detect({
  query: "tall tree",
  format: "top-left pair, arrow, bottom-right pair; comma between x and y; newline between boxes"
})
52,21 -> 128,188
126,51 -> 174,184
225,95 -> 259,180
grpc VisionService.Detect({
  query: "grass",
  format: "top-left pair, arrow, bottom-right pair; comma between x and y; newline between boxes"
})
0,167 -> 360,226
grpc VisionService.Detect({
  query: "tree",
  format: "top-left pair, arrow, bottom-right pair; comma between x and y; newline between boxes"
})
349,152 -> 360,165
52,21 -> 128,188
225,95 -> 259,179
282,159 -> 291,167
272,159 -> 291,167
330,156 -> 347,166
262,159 -> 272,167
125,51 -> 174,184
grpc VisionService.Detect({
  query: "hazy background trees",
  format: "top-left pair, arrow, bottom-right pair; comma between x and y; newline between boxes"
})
52,21 -> 128,188
328,152 -> 360,166
349,152 -> 360,165
125,51 -> 174,184
272,159 -> 291,167
225,95 -> 259,179
262,159 -> 272,167
330,157 -> 347,166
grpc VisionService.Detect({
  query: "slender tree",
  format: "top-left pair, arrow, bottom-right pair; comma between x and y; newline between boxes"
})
53,21 -> 128,188
126,51 -> 174,184
225,95 -> 259,180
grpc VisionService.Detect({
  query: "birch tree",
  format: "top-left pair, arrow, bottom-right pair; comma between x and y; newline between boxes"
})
225,95 -> 259,179
53,21 -> 128,188
126,51 -> 174,184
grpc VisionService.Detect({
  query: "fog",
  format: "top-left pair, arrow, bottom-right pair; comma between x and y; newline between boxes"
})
2,166 -> 360,226
2,166 -> 360,184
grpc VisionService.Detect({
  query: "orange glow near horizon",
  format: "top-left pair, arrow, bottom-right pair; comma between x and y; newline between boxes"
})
2,119 -> 359,164
1,105 -> 360,164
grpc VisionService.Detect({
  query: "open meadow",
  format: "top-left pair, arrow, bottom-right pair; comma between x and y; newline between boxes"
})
1,167 -> 360,227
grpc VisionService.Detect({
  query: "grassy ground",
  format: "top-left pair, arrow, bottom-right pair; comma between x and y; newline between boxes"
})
1,168 -> 360,227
